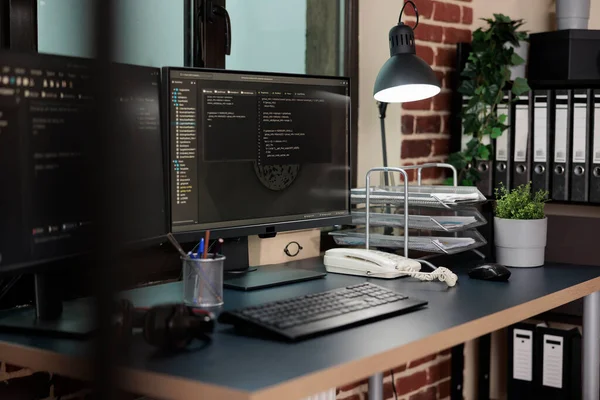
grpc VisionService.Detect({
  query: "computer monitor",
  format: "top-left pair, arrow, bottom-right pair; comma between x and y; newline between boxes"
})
0,51 -> 166,336
164,68 -> 351,244
0,52 -> 167,275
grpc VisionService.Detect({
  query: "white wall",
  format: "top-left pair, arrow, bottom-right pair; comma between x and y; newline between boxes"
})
226,0 -> 307,74
357,0 -> 403,187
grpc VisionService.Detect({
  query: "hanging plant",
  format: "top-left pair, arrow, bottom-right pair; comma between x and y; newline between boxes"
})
446,14 -> 531,186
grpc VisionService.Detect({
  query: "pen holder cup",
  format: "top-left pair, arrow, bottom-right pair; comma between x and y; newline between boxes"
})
182,254 -> 225,308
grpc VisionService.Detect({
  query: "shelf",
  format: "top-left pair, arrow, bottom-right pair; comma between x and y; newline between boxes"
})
329,227 -> 487,255
351,185 -> 487,209
351,207 -> 487,232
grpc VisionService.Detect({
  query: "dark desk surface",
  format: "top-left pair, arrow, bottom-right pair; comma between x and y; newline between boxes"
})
1,258 -> 600,400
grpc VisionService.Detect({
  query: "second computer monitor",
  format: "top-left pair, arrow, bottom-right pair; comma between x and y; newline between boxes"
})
164,68 -> 351,239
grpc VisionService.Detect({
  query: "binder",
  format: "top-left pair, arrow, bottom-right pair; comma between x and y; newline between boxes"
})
552,90 -> 573,201
478,334 -> 491,400
460,96 -> 493,196
494,94 -> 513,190
535,326 -> 581,400
590,90 -> 600,203
507,323 -> 536,399
512,94 -> 532,188
532,90 -> 554,194
476,124 -> 493,197
570,89 -> 593,202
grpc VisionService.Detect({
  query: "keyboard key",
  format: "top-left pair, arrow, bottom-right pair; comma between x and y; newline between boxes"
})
219,283 -> 424,341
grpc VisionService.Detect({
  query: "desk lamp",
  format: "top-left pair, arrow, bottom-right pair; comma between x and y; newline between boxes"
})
374,1 -> 440,186
325,1 -> 455,286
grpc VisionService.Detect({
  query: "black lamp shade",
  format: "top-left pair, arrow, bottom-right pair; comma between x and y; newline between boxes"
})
373,23 -> 440,103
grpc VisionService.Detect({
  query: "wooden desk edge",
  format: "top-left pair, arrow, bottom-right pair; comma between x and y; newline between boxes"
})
2,276 -> 600,400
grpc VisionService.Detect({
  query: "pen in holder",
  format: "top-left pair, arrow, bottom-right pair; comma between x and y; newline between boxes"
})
182,254 -> 225,308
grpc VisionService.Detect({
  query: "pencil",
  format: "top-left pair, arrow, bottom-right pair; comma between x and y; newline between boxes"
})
202,230 -> 210,259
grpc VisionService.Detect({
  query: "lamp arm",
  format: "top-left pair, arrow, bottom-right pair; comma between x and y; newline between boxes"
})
398,0 -> 419,30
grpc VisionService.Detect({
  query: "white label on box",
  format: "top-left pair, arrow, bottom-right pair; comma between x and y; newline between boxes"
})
496,104 -> 509,161
555,97 -> 569,163
573,102 -> 587,163
514,105 -> 528,162
594,102 -> 600,163
543,334 -> 564,389
534,103 -> 548,162
513,329 -> 533,382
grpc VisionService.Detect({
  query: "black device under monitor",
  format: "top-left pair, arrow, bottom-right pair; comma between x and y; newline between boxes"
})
0,51 -> 167,337
163,67 -> 351,287
223,264 -> 326,291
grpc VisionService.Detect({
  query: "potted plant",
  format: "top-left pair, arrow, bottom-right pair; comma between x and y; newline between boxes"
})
447,14 -> 530,186
494,183 -> 549,267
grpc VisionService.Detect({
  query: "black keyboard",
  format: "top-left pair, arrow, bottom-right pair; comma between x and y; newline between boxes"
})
218,282 -> 427,341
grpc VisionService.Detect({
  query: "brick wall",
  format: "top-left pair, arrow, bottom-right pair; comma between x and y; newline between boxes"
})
336,350 -> 452,400
398,0 -> 473,182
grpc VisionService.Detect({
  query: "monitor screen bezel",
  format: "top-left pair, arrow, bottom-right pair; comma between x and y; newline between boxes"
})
162,66 -> 352,242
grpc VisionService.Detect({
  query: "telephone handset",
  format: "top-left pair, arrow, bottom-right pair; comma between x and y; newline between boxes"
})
324,248 -> 458,287
324,248 -> 420,279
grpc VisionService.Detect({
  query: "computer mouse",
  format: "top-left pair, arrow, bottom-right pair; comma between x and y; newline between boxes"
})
468,263 -> 511,281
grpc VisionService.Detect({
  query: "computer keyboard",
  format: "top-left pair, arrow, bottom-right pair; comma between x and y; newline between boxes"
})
218,282 -> 427,341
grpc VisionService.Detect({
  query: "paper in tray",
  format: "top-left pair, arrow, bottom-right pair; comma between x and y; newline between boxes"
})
351,185 -> 487,209
329,227 -> 487,255
352,208 -> 487,232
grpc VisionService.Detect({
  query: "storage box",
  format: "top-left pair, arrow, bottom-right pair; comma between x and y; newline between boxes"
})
529,30 -> 600,86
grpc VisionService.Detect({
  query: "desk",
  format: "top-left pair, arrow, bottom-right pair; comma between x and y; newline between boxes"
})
1,258 -> 600,400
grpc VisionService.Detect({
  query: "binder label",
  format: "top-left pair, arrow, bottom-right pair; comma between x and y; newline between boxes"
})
513,329 -> 533,382
594,102 -> 600,163
534,102 -> 547,162
555,102 -> 569,163
573,102 -> 587,163
496,104 -> 509,161
542,334 -> 564,389
514,105 -> 528,162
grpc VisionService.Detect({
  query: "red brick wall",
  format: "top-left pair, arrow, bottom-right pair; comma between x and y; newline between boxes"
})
336,350 -> 452,400
399,0 -> 473,182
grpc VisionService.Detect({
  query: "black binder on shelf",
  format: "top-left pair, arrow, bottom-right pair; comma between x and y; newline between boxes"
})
476,124 -> 493,197
512,94 -> 532,188
460,95 -> 493,196
591,90 -> 600,203
570,89 -> 593,202
552,90 -> 573,201
507,323 -> 536,399
535,326 -> 581,400
478,334 -> 491,400
494,95 -> 513,190
532,90 -> 554,194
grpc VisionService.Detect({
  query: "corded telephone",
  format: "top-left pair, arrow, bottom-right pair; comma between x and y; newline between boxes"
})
324,248 -> 458,287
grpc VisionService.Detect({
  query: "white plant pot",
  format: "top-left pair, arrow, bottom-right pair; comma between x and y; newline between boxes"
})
494,217 -> 547,268
556,0 -> 590,30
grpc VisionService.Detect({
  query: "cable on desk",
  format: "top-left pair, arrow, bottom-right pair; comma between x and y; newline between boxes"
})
390,369 -> 398,400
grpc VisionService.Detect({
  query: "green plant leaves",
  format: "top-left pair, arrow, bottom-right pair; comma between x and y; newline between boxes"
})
494,183 -> 548,219
477,144 -> 491,160
511,52 -> 525,66
452,14 -> 529,186
458,80 -> 475,96
491,127 -> 503,139
512,77 -> 531,96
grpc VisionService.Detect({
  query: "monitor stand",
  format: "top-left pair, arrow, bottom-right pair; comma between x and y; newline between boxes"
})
0,273 -> 95,339
222,236 -> 326,291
